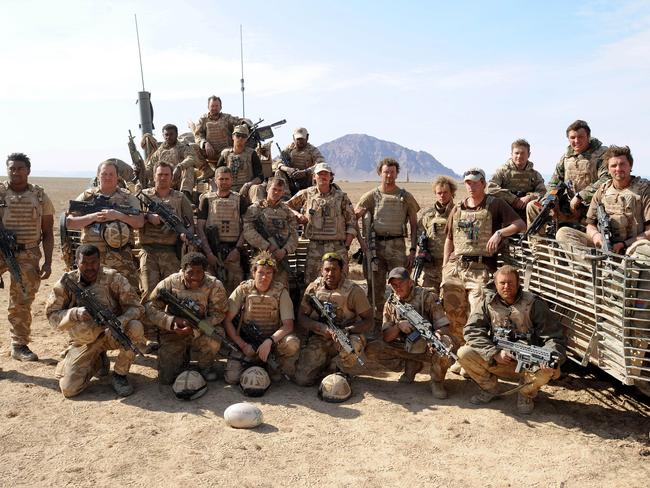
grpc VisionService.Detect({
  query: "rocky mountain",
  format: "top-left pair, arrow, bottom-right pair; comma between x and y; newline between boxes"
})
318,134 -> 459,181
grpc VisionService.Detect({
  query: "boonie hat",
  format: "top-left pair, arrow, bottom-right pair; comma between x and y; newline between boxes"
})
463,167 -> 486,181
387,267 -> 410,282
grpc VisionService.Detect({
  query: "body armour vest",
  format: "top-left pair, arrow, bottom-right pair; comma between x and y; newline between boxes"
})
303,187 -> 346,240
240,280 -> 285,337
600,177 -> 648,242
205,115 -> 232,156
504,161 -> 539,194
77,188 -> 135,248
139,188 -> 185,246
563,144 -> 607,193
308,278 -> 357,325
257,202 -> 292,244
372,188 -> 407,236
221,147 -> 254,190
288,144 -> 315,171
204,191 -> 242,242
0,182 -> 44,246
421,202 -> 453,259
452,196 -> 494,256
486,290 -> 535,337
163,272 -> 217,318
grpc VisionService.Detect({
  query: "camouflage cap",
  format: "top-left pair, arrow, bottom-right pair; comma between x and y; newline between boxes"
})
293,127 -> 308,139
387,267 -> 410,282
233,124 -> 250,137
463,167 -> 486,182
313,162 -> 333,174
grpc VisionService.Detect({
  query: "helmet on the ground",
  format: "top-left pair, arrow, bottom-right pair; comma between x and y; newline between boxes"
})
240,366 -> 270,397
318,373 -> 352,403
101,221 -> 131,249
172,370 -> 207,400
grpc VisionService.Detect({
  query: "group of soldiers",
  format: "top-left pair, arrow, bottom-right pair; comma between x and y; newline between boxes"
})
2,109 -> 649,413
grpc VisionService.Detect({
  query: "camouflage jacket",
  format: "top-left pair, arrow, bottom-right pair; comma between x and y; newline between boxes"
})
146,140 -> 197,172
487,159 -> 546,204
193,112 -> 243,149
382,286 -> 449,336
243,199 -> 299,254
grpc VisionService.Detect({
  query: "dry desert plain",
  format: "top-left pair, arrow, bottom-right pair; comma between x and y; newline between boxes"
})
1,178 -> 649,488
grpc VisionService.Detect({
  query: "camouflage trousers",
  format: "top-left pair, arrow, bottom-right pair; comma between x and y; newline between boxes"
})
555,227 -> 593,268
139,246 -> 180,300
157,328 -> 223,385
1,248 -> 41,346
54,320 -> 145,398
441,260 -> 491,344
224,333 -> 301,384
305,241 -> 349,284
102,247 -> 140,292
457,345 -> 556,398
369,238 -> 407,321
416,258 -> 443,295
294,333 -> 365,386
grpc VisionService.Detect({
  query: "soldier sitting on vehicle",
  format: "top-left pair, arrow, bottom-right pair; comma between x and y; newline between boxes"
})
216,124 -> 263,201
274,127 -> 326,197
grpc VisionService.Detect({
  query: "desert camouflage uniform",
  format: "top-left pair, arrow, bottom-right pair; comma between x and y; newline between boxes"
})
357,187 -> 420,321
45,267 -> 145,398
274,142 -> 326,196
243,199 -> 298,287
488,159 -> 546,220
0,182 -> 54,347
294,277 -> 370,386
194,112 -> 243,164
224,280 -> 300,384
145,271 -> 228,384
458,289 -> 566,398
217,147 -> 261,194
72,187 -> 140,291
146,140 -> 199,193
416,200 -> 454,294
287,186 -> 356,283
367,286 -> 454,381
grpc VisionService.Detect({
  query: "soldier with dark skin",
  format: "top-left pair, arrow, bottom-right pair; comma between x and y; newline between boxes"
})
216,124 -> 263,198
1,153 -> 54,361
275,127 -> 326,195
145,124 -> 198,196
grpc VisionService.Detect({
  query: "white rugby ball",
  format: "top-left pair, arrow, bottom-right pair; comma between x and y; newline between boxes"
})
224,402 -> 263,429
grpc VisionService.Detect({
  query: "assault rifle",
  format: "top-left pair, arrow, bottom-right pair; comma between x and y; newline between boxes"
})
363,213 -> 378,312
127,130 -> 148,186
253,217 -> 293,277
203,225 -> 229,283
412,231 -> 431,283
69,195 -> 141,216
238,320 -> 287,377
61,274 -> 142,355
136,191 -> 201,247
275,142 -> 299,195
388,294 -> 458,360
493,327 -> 559,373
596,203 -> 613,253
0,222 -> 27,298
307,294 -> 365,366
519,181 -> 568,242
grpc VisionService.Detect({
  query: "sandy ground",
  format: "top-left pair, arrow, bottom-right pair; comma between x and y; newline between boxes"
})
1,178 -> 649,488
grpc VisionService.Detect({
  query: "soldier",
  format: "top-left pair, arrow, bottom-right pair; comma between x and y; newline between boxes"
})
216,124 -> 264,198
66,160 -> 144,291
526,120 -> 609,232
441,168 -> 525,345
458,265 -> 566,414
275,127 -> 326,195
45,244 -> 145,398
416,176 -> 457,294
223,252 -> 301,387
194,95 -> 246,170
366,267 -> 455,399
287,163 -> 356,283
294,252 -> 373,389
145,252 -> 228,384
355,158 -> 420,325
1,153 -> 54,361
243,177 -> 298,287
487,139 -> 546,220
197,166 -> 249,294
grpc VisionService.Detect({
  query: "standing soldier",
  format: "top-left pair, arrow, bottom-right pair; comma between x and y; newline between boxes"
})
294,253 -> 373,392
354,158 -> 420,326
145,252 -> 228,384
243,177 -> 298,287
66,160 -> 144,292
45,245 -> 145,398
275,127 -> 326,195
1,153 -> 54,361
416,176 -> 457,293
216,124 -> 264,199
287,163 -> 356,283
488,139 -> 546,220
146,124 -> 198,198
197,166 -> 249,294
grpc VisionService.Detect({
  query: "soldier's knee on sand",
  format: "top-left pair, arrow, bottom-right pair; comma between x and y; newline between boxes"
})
59,377 -> 85,398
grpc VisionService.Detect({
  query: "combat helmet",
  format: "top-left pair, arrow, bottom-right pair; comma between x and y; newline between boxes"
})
318,373 -> 352,403
240,366 -> 271,397
172,370 -> 207,400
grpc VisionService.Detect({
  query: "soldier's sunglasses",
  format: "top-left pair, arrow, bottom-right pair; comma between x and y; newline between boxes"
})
256,258 -> 277,267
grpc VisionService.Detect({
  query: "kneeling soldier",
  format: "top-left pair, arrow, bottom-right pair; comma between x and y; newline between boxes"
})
45,245 -> 145,398
145,252 -> 228,384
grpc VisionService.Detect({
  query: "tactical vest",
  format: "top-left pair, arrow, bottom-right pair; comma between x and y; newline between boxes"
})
240,280 -> 285,336
309,278 -> 357,325
163,272 -> 216,318
564,145 -> 607,193
77,188 -> 136,248
258,202 -> 292,243
289,144 -> 314,171
155,144 -> 182,167
421,203 -> 452,259
303,187 -> 346,240
138,188 -> 185,246
0,182 -> 44,246
205,116 -> 232,156
388,287 -> 447,330
486,291 -> 535,336
221,147 -> 254,191
504,161 -> 538,194
452,197 -> 494,256
600,177 -> 648,242
204,191 -> 241,242
372,188 -> 407,236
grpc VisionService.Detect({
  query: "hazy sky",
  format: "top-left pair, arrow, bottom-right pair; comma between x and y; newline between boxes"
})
2,0 -> 649,178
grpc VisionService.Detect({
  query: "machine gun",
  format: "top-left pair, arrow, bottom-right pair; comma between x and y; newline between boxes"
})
136,191 -> 201,247
246,118 -> 287,149
493,327 -> 559,373
127,130 -> 148,186
519,181 -> 569,242
412,231 -> 431,283
69,195 -> 141,216
388,294 -> 458,360
307,294 -> 365,366
596,203 -> 613,253
61,274 -> 142,355
238,320 -> 286,377
0,222 -> 27,298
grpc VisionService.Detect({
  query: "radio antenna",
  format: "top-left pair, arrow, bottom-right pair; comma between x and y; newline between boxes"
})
134,14 -> 146,91
240,24 -> 245,117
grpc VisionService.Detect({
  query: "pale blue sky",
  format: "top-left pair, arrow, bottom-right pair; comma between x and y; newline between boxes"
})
2,0 -> 649,178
